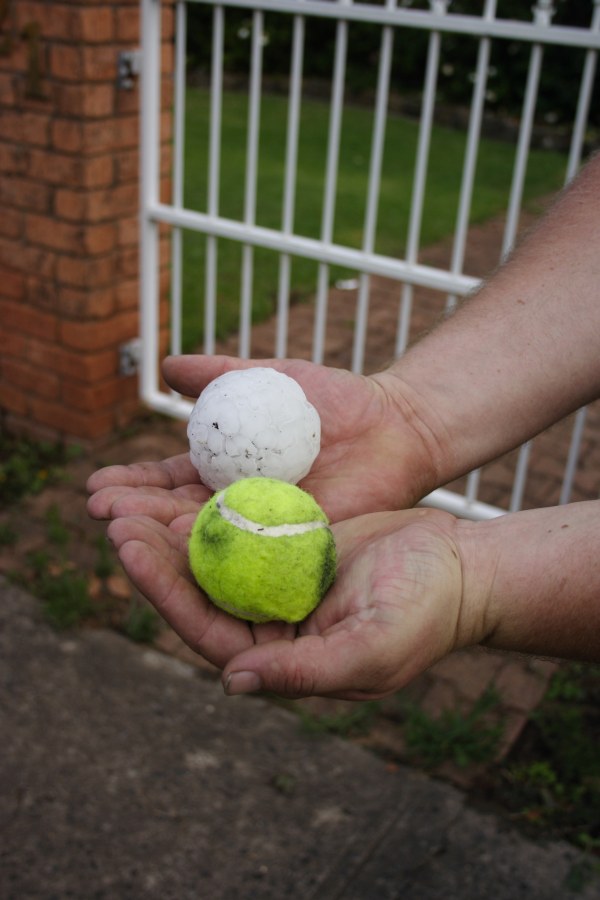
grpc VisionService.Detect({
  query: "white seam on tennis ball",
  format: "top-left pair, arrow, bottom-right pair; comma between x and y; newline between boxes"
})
216,496 -> 328,537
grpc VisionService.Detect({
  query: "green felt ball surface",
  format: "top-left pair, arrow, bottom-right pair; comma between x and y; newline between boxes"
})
188,477 -> 337,623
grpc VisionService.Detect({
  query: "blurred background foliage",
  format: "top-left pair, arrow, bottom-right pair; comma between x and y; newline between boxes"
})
186,0 -> 599,129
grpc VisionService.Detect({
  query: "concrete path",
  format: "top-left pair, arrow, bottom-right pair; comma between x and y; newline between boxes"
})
1,578 -> 598,900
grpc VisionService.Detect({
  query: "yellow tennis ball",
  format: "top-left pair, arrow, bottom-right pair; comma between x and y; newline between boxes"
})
188,477 -> 336,623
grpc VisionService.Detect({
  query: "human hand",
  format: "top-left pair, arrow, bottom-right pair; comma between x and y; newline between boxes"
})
87,354 -> 438,525
105,505 -> 471,700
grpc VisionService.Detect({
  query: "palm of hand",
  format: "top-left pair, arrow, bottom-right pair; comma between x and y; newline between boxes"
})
106,505 -> 463,700
87,356 -> 431,525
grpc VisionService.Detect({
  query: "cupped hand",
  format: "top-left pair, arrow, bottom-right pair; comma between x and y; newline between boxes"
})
87,354 -> 439,525
106,504 -> 469,700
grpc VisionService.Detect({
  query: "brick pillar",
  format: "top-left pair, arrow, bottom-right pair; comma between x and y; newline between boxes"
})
0,0 -> 173,442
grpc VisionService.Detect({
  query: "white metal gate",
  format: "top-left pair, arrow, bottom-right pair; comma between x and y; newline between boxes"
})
139,0 -> 600,519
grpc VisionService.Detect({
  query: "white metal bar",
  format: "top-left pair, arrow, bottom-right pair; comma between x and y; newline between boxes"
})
169,0 -> 187,360
139,0 -> 161,406
420,487 -> 505,520
509,439 -> 532,512
446,0 -> 496,313
567,0 -> 600,181
239,10 -> 265,358
396,1 -> 447,357
313,0 -> 349,365
204,4 -> 225,355
150,200 -> 481,294
560,407 -> 589,505
351,0 -> 396,374
185,0 -> 600,50
276,11 -> 305,358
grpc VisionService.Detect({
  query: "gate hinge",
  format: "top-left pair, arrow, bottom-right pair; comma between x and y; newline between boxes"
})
119,338 -> 142,376
117,49 -> 142,90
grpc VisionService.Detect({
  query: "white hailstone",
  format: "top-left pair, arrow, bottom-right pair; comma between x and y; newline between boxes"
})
187,368 -> 321,491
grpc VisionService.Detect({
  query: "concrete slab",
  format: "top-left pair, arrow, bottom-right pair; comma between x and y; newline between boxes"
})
1,578 -> 598,900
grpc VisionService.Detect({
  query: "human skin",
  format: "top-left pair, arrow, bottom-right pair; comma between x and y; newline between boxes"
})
87,153 -> 600,697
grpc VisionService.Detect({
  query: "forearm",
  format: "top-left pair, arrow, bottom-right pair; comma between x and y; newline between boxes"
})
456,500 -> 600,661
383,153 -> 600,489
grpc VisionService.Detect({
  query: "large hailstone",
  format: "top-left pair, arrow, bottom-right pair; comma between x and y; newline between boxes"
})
187,368 -> 321,491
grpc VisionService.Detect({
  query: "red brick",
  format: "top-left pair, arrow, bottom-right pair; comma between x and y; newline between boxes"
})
0,109 -> 50,146
0,176 -> 52,213
87,183 -> 138,223
115,278 -> 138,310
0,382 -> 29,417
56,253 -> 115,289
27,148 -> 81,185
81,155 -> 114,189
77,7 -> 114,44
1,299 -> 58,341
26,212 -> 83,253
118,215 -> 138,248
117,244 -> 139,279
57,82 -> 114,118
82,45 -> 117,81
114,148 -> 139,183
0,142 -> 31,176
0,206 -> 23,239
83,222 -> 117,255
0,267 -> 25,299
15,3 -> 76,42
115,7 -> 139,43
58,285 -> 116,318
51,119 -> 84,153
60,310 -> 138,351
62,374 -> 138,412
1,356 -> 60,401
0,237 -> 57,279
26,276 -> 58,310
24,338 -> 116,382
29,394 -> 116,440
49,44 -> 83,82
55,188 -> 86,222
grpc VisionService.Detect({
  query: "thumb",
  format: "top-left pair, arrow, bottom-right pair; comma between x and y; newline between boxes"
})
221,632 -> 380,701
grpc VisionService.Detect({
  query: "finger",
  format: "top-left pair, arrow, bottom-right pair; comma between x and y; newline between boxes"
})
162,354 -> 269,398
88,483 -> 209,523
87,454 -> 198,495
114,535 -> 254,669
107,514 -> 194,579
222,630 -> 388,701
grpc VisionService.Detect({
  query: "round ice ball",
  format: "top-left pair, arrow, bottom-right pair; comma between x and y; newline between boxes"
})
187,368 -> 321,491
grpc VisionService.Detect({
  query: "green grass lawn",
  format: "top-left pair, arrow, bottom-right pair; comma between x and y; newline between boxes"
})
179,87 -> 567,350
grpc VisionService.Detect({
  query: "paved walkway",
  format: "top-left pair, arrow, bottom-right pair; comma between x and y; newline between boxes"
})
2,578 -> 598,900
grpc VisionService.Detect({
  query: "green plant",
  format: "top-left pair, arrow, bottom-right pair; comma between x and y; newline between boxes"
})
39,568 -> 91,630
0,434 -> 81,506
45,503 -> 70,549
298,701 -> 380,739
487,664 -> 600,852
94,535 -> 115,579
123,601 -> 160,643
0,522 -> 17,546
403,686 -> 504,769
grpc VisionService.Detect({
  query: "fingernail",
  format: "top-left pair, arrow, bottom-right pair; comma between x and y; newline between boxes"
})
224,671 -> 262,696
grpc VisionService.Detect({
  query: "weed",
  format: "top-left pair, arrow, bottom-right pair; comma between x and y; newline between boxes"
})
94,535 -> 115,579
403,686 -> 504,769
123,601 -> 160,643
0,434 -> 81,506
298,701 -> 380,739
483,663 -> 600,851
39,567 -> 91,629
45,503 -> 70,548
0,522 -> 17,546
